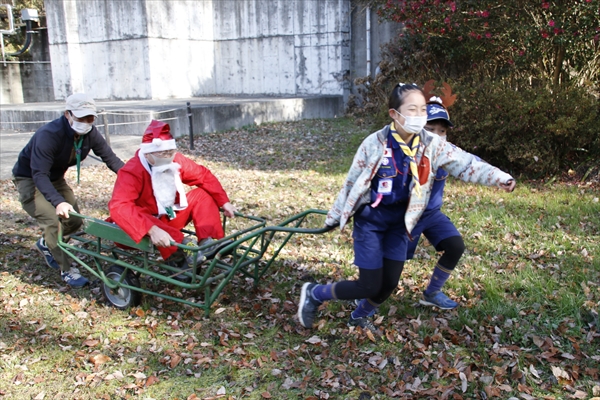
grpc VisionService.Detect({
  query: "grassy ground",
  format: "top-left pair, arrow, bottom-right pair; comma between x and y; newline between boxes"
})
0,117 -> 598,400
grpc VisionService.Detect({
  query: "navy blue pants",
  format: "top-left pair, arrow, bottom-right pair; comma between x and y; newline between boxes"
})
332,203 -> 408,303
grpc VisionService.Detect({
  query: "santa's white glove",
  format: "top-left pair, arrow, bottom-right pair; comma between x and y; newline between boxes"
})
148,225 -> 175,247
56,202 -> 75,219
221,202 -> 236,218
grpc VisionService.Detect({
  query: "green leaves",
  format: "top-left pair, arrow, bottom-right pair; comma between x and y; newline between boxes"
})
373,0 -> 599,86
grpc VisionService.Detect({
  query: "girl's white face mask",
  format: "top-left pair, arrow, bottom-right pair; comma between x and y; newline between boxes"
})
394,110 -> 427,134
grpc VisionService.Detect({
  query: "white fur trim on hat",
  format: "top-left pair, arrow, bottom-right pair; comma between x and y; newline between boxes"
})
140,138 -> 177,154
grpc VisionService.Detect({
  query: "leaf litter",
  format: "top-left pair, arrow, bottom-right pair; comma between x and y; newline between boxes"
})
0,118 -> 598,399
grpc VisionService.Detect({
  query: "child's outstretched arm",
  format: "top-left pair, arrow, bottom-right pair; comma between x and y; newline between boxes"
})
434,138 -> 515,190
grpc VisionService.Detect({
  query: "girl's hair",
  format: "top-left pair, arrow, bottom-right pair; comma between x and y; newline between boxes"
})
388,83 -> 425,110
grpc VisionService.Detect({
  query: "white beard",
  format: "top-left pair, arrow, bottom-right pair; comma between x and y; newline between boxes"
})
150,163 -> 180,210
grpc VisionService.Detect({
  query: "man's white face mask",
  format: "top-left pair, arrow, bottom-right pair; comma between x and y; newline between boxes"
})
146,150 -> 176,166
68,112 -> 94,134
71,120 -> 93,134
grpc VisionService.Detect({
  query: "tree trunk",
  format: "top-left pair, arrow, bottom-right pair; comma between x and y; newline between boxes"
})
552,45 -> 566,86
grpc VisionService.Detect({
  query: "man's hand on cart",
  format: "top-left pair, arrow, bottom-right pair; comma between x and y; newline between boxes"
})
222,202 -> 236,218
56,202 -> 75,218
148,225 -> 175,247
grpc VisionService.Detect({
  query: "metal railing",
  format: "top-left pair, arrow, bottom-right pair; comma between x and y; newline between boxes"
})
2,105 -> 197,148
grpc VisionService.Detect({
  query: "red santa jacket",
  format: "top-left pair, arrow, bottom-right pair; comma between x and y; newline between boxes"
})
108,150 -> 230,243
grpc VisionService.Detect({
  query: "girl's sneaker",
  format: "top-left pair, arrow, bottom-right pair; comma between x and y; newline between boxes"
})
419,291 -> 458,310
353,299 -> 378,317
347,316 -> 381,335
297,282 -> 322,328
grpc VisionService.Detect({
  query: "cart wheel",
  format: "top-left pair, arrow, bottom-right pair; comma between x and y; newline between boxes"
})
102,265 -> 142,309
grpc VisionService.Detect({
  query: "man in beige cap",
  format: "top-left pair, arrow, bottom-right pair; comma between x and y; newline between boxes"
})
12,93 -> 124,287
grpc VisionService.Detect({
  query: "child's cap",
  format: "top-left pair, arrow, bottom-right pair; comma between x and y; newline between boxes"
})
426,97 -> 454,127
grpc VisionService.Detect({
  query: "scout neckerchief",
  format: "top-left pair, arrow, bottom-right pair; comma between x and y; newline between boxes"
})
390,122 -> 421,197
165,205 -> 175,219
74,135 -> 83,184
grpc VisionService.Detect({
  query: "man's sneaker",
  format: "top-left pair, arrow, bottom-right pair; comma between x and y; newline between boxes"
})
297,282 -> 322,328
35,237 -> 60,270
61,267 -> 89,287
354,299 -> 378,317
348,316 -> 381,335
419,291 -> 459,310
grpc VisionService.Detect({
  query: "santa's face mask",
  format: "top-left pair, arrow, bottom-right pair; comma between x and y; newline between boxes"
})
145,150 -> 176,166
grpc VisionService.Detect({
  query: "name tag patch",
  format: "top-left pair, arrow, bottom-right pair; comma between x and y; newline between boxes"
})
377,178 -> 393,195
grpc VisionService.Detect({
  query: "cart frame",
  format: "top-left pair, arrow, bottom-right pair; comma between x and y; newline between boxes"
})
58,209 -> 334,315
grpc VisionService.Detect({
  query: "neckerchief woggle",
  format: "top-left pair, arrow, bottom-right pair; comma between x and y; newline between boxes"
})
390,122 -> 421,197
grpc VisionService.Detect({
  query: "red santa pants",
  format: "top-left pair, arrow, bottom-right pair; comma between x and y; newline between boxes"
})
155,187 -> 225,260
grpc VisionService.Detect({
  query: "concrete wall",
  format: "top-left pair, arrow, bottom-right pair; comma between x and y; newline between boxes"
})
0,22 -> 54,104
45,0 -> 352,101
0,63 -> 24,103
350,4 -> 402,84
190,96 -> 345,133
2,1 -> 401,105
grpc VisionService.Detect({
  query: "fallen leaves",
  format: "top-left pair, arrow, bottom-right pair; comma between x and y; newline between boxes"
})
305,335 -> 326,346
88,353 -> 111,367
169,353 -> 182,368
145,375 -> 159,387
551,365 -> 573,386
82,338 -> 100,347
0,119 -> 598,399
104,370 -> 124,380
459,371 -> 468,393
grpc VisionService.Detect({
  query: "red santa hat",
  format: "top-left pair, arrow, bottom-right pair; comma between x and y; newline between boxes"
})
140,120 -> 177,154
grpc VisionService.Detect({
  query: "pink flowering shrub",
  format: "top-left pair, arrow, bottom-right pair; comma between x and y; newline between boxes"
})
372,0 -> 599,87
348,0 -> 600,177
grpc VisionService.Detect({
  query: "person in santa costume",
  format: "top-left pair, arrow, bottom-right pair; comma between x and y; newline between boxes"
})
108,120 -> 236,270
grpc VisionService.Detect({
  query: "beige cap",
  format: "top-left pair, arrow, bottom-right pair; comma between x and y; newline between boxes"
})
65,93 -> 97,118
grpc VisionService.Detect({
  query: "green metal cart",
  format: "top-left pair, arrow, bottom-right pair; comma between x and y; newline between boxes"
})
57,209 -> 334,315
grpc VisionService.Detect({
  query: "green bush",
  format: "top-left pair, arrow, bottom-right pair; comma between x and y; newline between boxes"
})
348,39 -> 600,178
351,74 -> 599,177
371,0 -> 600,89
450,81 -> 599,176
348,0 -> 600,179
